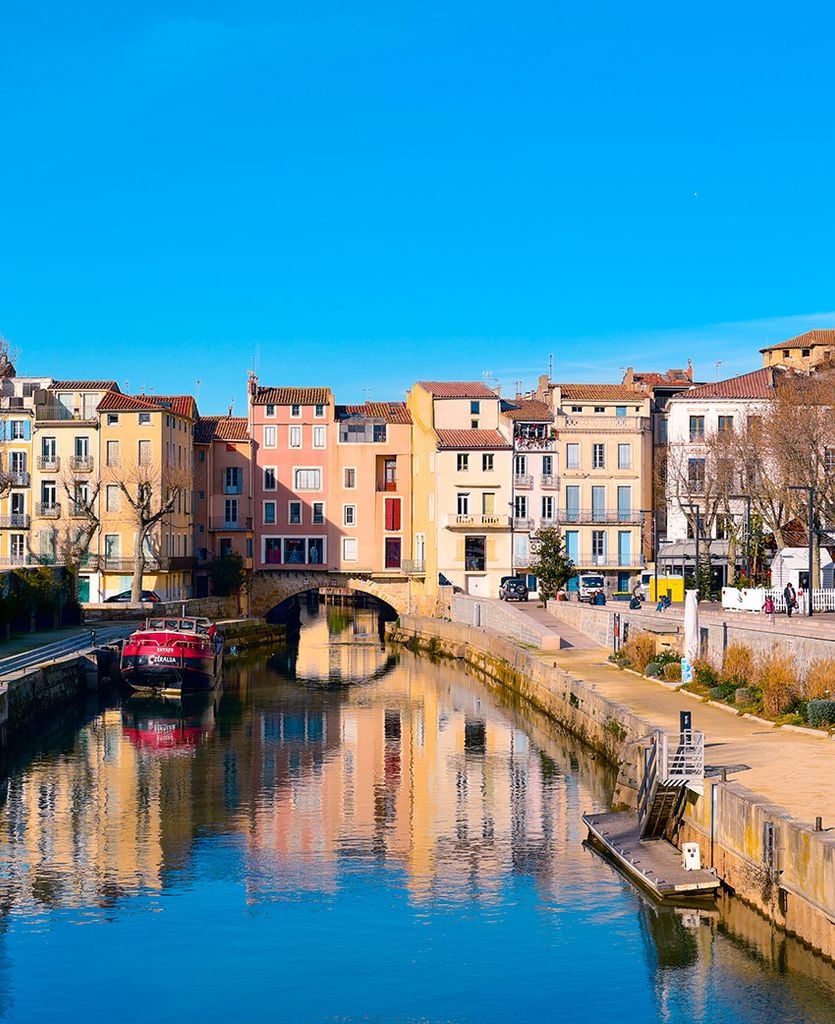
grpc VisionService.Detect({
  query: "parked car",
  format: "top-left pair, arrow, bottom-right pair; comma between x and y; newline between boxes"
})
499,576 -> 529,602
104,590 -> 161,603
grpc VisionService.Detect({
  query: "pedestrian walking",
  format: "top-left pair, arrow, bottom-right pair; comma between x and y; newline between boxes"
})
762,594 -> 775,624
783,582 -> 796,618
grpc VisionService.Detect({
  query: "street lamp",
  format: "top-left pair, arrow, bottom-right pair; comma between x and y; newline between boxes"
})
682,503 -> 703,598
729,493 -> 751,583
640,508 -> 658,602
788,485 -> 815,617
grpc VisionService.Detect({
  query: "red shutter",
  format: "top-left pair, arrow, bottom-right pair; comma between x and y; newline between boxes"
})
385,498 -> 401,531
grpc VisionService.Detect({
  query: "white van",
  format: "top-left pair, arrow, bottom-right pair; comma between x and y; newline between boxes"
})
577,573 -> 605,602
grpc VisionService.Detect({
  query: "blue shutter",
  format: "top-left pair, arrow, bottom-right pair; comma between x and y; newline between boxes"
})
23,420 -> 31,441
618,531 -> 631,565
565,530 -> 579,561
617,486 -> 631,522
565,486 -> 580,523
592,486 -> 605,522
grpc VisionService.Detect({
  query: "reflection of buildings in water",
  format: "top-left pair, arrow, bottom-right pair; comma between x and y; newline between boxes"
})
290,606 -> 392,684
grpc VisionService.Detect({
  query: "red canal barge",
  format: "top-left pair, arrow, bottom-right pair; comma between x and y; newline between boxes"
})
120,616 -> 224,694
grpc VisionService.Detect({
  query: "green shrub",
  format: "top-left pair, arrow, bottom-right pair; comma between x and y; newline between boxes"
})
645,662 -> 663,678
806,700 -> 835,727
694,660 -> 719,687
734,686 -> 753,706
655,650 -> 682,666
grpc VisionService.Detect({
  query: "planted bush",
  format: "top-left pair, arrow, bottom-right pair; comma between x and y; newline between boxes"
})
802,658 -> 835,701
693,660 -> 719,687
806,700 -> 835,727
757,651 -> 800,718
721,642 -> 754,686
645,662 -> 663,678
621,630 -> 656,674
662,661 -> 682,682
734,686 -> 754,706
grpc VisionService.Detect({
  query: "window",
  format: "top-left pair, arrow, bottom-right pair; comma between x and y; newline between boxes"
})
199,450 -> 206,461
107,413 -> 119,425
10,451 -> 26,473
224,499 -> 238,525
372,423 -> 387,442
565,485 -> 580,523
104,534 -> 120,560
594,406 -> 605,414
10,420 -> 25,440
482,453 -> 494,472
617,485 -> 631,521
591,485 -> 605,522
385,498 -> 401,531
344,467 -> 356,489
266,403 -> 276,416
782,349 -> 789,357
514,454 -> 527,475
688,458 -> 706,492
689,415 -> 705,441
342,537 -> 358,561
138,412 -> 151,425
291,404 -> 301,417
615,406 -> 626,417
10,534 -> 25,559
264,467 -> 277,490
592,443 -> 605,469
542,455 -> 553,475
288,501 -> 302,525
41,436 -> 57,459
315,403 -> 325,417
106,440 -> 120,467
592,531 -> 606,558
263,501 -> 276,525
307,538 -> 324,564
312,501 -> 325,525
470,401 -> 481,415
471,419 -> 478,429
313,426 -> 325,448
618,443 -> 631,469
802,347 -> 810,358
514,496 -> 528,518
198,490 -> 205,500
482,492 -> 495,515
457,492 -> 470,516
824,447 -> 835,471
294,468 -> 321,490
224,467 -> 242,493
566,443 -> 580,469
264,425 -> 277,448
289,426 -> 302,448
385,538 -> 402,569
718,415 -> 734,433
457,453 -> 469,472
465,535 -> 486,571
383,458 -> 397,490
541,495 -> 554,519
106,485 -> 120,512
138,440 -> 151,466
571,405 -> 582,413
74,436 -> 89,459
344,504 -> 356,526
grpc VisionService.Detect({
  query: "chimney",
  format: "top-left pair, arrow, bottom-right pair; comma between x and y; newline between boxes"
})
537,373 -> 550,402
686,358 -> 693,381
247,370 -> 258,396
622,366 -> 634,386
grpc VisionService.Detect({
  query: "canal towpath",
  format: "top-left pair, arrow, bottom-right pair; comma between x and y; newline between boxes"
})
487,598 -> 835,829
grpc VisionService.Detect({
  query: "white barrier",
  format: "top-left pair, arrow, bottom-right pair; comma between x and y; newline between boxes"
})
721,586 -> 835,613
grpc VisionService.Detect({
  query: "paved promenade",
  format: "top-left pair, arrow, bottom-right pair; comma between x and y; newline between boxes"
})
510,603 -> 835,827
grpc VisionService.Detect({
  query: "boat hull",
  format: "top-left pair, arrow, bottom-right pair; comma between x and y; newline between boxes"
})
121,653 -> 222,694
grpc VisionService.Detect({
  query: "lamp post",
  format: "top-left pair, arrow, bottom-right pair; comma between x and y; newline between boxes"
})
729,493 -> 751,583
788,485 -> 815,617
640,508 -> 658,602
682,503 -> 702,598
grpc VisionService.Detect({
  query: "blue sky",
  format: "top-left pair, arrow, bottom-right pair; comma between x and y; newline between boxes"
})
2,1 -> 834,413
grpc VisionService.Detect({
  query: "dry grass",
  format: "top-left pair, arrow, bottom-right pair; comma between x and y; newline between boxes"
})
756,650 -> 800,718
622,630 -> 656,673
721,642 -> 755,686
802,658 -> 835,700
662,662 -> 682,682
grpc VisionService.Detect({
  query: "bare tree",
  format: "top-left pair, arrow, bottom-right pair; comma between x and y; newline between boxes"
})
57,471 -> 101,582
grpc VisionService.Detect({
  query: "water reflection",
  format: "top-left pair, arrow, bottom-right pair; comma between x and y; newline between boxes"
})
0,605 -> 832,1023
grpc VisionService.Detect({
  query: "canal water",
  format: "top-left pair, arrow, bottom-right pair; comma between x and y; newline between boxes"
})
0,605 -> 834,1023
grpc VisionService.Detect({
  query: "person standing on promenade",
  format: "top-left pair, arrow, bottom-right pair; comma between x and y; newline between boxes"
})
763,594 -> 775,623
783,581 -> 796,617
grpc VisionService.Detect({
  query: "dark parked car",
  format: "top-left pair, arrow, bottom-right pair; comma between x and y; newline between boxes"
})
104,590 -> 162,603
499,576 -> 529,602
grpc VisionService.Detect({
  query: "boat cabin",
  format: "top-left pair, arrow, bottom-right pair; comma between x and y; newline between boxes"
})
144,617 -> 213,636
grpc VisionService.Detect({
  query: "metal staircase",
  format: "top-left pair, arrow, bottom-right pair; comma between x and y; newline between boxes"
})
638,729 -> 704,840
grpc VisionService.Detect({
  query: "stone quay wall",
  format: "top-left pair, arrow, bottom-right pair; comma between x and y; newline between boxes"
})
3,655 -> 97,732
387,614 -> 835,962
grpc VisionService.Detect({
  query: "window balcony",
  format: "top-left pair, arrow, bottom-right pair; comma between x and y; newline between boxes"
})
35,406 -> 97,424
571,552 -> 644,568
558,414 -> 649,432
9,472 -> 29,487
37,456 -> 60,472
514,473 -> 533,489
513,516 -> 535,531
209,516 -> 253,532
559,509 -> 643,525
0,514 -> 30,528
444,513 -> 511,529
514,433 -> 556,452
69,504 -> 90,519
70,456 -> 94,473
222,483 -> 243,495
35,502 -> 61,518
540,474 -> 559,489
402,559 -> 426,575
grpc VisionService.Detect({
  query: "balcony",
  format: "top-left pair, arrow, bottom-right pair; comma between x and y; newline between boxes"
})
34,405 -> 97,424
514,430 -> 556,452
222,483 -> 243,495
557,415 -> 649,432
444,513 -> 510,529
541,474 -> 559,489
70,456 -> 94,473
402,559 -> 426,575
513,516 -> 535,531
0,514 -> 30,529
9,472 -> 29,487
571,552 -> 644,568
35,502 -> 61,518
559,509 -> 644,525
209,516 -> 253,532
514,473 -> 533,489
168,556 -> 197,571
37,456 -> 60,472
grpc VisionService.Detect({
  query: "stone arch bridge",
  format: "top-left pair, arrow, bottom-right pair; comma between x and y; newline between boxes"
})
249,570 -> 412,618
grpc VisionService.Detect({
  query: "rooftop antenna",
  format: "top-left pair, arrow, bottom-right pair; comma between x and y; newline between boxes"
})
123,380 -> 129,393
548,353 -> 553,381
715,360 -> 723,380
364,387 -> 372,402
228,401 -> 234,416
195,378 -> 202,402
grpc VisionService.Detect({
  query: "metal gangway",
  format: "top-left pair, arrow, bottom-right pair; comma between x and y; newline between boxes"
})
0,626 -> 133,679
637,726 -> 704,840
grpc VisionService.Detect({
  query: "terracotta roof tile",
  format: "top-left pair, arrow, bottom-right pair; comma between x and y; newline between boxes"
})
417,381 -> 497,399
336,402 -> 412,424
195,417 -> 250,444
436,428 -> 510,450
50,380 -> 119,392
760,330 -> 835,353
97,392 -> 197,418
500,399 -> 553,422
669,367 -> 781,400
557,384 -> 647,401
151,395 -> 198,420
253,387 -> 331,406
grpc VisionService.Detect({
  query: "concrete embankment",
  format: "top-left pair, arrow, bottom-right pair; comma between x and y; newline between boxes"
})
388,614 -> 835,963
3,655 -> 99,732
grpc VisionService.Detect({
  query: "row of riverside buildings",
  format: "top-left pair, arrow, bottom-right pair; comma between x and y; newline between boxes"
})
0,330 -> 831,612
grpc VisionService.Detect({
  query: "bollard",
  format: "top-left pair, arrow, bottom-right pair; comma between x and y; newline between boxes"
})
815,816 -> 823,832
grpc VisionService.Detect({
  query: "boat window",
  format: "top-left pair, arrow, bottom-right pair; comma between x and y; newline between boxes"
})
166,620 -> 181,630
